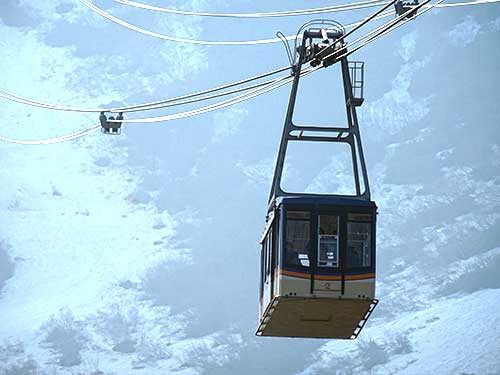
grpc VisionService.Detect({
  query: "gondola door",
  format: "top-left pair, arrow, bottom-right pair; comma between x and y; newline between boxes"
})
312,211 -> 343,295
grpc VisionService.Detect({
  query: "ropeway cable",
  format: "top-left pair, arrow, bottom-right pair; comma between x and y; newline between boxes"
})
338,0 -> 445,60
320,0 -> 432,63
0,5 -> 401,114
0,65 -> 290,113
81,0 -> 500,46
106,0 -> 447,124
0,125 -> 100,145
112,0 -> 385,18
114,0 -> 497,16
107,69 -> 318,123
0,1 -> 444,116
0,0 -> 453,143
0,0 -> 461,117
80,0 -> 395,45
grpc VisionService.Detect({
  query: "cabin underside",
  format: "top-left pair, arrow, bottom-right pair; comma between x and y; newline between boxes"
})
256,296 -> 378,339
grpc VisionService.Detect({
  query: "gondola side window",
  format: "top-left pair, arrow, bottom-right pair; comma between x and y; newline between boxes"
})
285,211 -> 310,267
318,215 -> 339,267
346,221 -> 371,268
264,230 -> 273,282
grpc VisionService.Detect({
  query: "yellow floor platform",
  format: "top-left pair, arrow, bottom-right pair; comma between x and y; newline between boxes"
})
256,296 -> 378,339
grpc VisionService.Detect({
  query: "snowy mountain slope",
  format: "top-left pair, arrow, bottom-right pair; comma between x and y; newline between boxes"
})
1,1 -> 499,375
0,2 -> 245,374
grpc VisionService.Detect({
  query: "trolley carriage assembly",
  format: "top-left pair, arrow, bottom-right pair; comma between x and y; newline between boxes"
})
394,0 -> 420,17
100,111 -> 124,135
257,24 -> 378,339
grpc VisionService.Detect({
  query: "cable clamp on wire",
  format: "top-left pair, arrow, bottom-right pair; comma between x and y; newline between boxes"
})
100,112 -> 123,135
304,28 -> 345,68
394,0 -> 419,18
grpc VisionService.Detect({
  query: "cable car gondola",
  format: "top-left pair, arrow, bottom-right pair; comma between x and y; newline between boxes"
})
257,23 -> 378,339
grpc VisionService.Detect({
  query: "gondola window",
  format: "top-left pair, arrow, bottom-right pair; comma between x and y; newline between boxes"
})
285,211 -> 310,267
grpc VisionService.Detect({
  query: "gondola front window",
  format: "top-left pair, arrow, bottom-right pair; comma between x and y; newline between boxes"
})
285,211 -> 310,267
318,215 -> 339,267
346,221 -> 371,268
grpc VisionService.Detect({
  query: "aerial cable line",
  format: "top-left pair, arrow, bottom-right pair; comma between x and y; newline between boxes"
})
79,0 -> 394,45
1,0 -> 491,145
106,69 -> 317,123
0,2 -> 438,115
0,125 -> 100,145
80,0 -> 500,46
0,65 -> 290,113
322,0 -> 431,62
113,0 -> 385,18
1,0 -> 470,116
0,0 -> 454,144
338,0 -> 443,59
104,0 -> 448,124
0,73 -> 309,145
0,9 -> 401,116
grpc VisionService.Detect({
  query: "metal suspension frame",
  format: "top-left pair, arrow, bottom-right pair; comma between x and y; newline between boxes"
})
268,29 -> 371,210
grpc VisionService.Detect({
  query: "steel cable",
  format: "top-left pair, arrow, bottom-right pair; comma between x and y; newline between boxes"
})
0,65 -> 290,113
108,70 -> 318,123
0,125 -> 100,145
80,0 -> 392,45
112,0 -> 385,18
339,0 -> 445,60
81,0 -> 500,46
1,0 -> 493,144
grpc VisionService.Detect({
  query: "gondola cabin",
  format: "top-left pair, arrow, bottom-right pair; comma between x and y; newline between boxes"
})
257,196 -> 378,339
257,25 -> 378,338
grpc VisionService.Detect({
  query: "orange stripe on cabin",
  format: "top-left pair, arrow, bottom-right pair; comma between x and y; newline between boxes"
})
345,273 -> 375,280
281,269 -> 311,279
280,270 -> 375,281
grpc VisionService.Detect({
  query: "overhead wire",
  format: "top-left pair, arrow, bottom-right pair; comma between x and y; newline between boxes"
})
4,0 -> 496,114
80,0 -> 500,46
339,0 -> 444,59
114,0 -> 498,16
338,0 -> 445,59
79,0 -> 395,45
0,4 -> 401,115
0,125 -> 101,145
108,68 -> 319,123
106,0 -> 450,124
0,65 -> 291,113
321,0 -> 431,62
0,0 -> 459,120
112,0 -> 385,18
1,0 -> 470,117
1,0 -> 495,144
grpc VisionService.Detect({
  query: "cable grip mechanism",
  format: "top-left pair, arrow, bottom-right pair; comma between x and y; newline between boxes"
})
394,0 -> 419,18
100,112 -> 123,135
303,28 -> 345,68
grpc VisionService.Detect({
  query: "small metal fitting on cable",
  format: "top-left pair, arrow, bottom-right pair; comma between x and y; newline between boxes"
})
100,111 -> 123,135
394,0 -> 419,18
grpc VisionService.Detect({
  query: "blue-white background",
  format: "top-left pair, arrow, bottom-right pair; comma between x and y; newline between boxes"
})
1,0 -> 499,374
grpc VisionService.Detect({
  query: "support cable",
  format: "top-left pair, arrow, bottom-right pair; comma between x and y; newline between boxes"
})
0,65 -> 290,113
80,0 -> 500,46
0,0 -> 457,144
321,0 -> 431,63
107,69 -> 318,123
105,0 -> 447,124
79,0 -> 393,45
339,0 -> 445,60
0,125 -> 100,145
112,0 -> 385,18
0,4 -> 399,114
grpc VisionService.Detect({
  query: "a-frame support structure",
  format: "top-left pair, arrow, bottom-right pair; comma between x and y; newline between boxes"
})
268,30 -> 371,211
